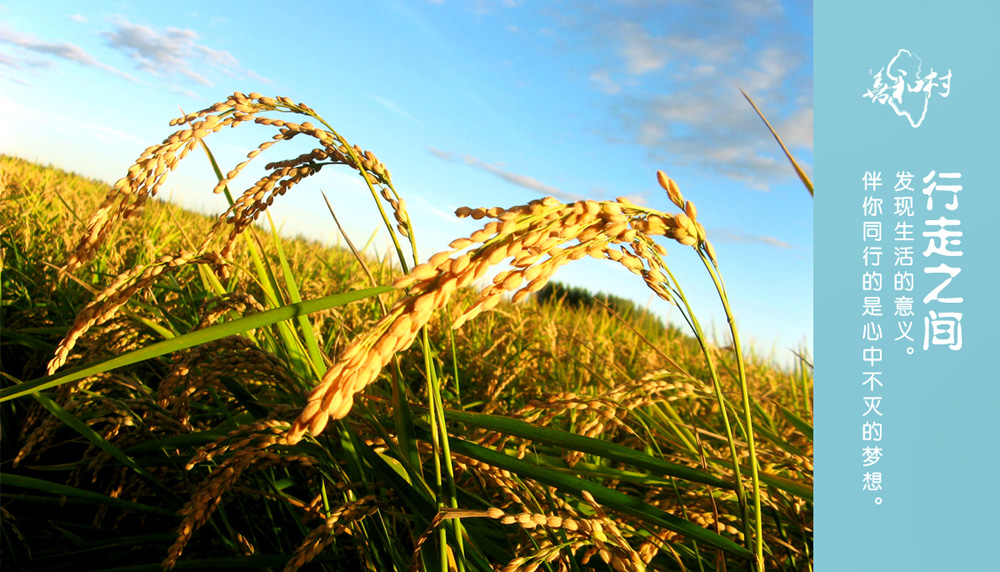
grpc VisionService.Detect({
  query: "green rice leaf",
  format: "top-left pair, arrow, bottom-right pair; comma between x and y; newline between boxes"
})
442,409 -> 734,489
266,212 -> 326,375
1,473 -> 176,517
777,402 -> 814,440
1,286 -> 391,402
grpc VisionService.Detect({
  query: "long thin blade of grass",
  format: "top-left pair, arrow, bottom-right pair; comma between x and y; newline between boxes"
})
755,470 -> 812,501
266,212 -> 326,375
245,228 -> 315,382
741,89 -> 813,196
1,286 -> 391,402
776,402 -> 813,440
1,474 -> 177,517
442,408 -> 734,490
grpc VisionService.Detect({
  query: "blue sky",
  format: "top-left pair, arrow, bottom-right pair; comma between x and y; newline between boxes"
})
0,0 -> 813,365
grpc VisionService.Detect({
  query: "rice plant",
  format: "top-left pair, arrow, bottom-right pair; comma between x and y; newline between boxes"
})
0,91 -> 812,572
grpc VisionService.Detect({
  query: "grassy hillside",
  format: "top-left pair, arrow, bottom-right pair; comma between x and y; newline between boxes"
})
0,95 -> 811,572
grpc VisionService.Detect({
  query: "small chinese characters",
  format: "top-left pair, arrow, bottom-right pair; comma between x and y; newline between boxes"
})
861,171 -> 886,505
858,168 -> 964,505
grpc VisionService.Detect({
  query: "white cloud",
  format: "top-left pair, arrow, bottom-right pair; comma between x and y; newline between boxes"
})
741,46 -> 795,94
101,18 -> 271,88
616,22 -> 668,75
611,67 -> 811,190
103,21 -> 210,84
68,14 -> 89,23
552,1 -> 812,188
775,104 -> 813,150
731,0 -> 784,18
589,70 -> 621,94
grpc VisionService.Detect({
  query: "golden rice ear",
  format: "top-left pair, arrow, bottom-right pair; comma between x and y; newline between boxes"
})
684,200 -> 697,221
290,197 -> 691,434
705,240 -> 718,266
657,170 -> 685,209
655,170 -> 670,191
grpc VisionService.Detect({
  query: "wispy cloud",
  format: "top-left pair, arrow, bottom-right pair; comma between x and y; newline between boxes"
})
471,0 -> 525,15
101,18 -> 270,91
1,74 -> 31,87
429,146 -> 582,201
408,193 -> 471,227
712,231 -> 794,249
246,69 -> 273,85
68,14 -> 89,24
371,94 -> 419,123
427,147 -> 456,161
0,26 -> 134,81
0,50 -> 51,70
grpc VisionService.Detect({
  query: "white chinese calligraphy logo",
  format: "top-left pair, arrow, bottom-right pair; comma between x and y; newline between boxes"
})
863,49 -> 952,128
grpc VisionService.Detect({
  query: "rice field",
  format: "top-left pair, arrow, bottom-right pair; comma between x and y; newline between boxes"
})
0,93 -> 813,571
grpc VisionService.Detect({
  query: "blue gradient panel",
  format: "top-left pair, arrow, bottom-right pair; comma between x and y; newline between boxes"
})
816,2 -> 1000,570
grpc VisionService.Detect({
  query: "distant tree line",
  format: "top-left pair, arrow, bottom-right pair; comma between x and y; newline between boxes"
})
536,281 -> 665,327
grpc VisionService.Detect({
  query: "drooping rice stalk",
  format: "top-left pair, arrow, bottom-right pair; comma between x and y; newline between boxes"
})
0,92 -> 812,572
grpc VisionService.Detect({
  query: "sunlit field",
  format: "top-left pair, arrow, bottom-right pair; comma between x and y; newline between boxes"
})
1,93 -> 813,571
